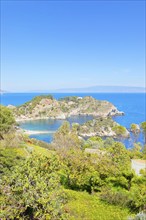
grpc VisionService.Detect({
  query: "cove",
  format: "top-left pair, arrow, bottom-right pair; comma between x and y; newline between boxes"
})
19,115 -> 93,143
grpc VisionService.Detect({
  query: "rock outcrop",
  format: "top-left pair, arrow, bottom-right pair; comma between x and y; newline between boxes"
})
77,117 -> 130,139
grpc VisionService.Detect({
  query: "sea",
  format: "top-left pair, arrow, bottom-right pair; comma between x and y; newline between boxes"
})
1,93 -> 146,148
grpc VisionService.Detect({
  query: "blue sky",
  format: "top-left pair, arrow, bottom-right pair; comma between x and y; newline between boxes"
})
1,0 -> 145,92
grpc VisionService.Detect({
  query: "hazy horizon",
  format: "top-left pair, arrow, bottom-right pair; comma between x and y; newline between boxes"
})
1,85 -> 145,93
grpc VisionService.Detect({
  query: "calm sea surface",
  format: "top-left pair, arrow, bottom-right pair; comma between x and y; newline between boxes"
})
1,93 -> 145,147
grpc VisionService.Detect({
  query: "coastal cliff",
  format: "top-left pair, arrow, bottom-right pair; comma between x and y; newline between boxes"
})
10,95 -> 124,121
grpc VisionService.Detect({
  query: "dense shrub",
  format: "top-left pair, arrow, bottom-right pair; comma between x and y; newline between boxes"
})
0,154 -> 67,219
0,147 -> 25,176
100,187 -> 131,207
0,105 -> 15,138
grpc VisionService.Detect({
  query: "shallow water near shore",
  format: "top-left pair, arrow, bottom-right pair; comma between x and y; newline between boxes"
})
1,93 -> 145,147
20,115 -> 93,143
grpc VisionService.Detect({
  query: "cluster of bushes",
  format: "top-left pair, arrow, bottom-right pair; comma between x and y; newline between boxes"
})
0,154 -> 67,219
0,106 -> 146,219
52,122 -> 146,212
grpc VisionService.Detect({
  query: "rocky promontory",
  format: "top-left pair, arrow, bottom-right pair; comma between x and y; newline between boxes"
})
10,95 -> 124,121
77,117 -> 130,139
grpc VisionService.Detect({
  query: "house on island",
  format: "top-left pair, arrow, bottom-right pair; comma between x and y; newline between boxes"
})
131,159 -> 146,175
77,97 -> 83,100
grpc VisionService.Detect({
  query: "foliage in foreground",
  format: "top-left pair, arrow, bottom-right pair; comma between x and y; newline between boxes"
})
0,118 -> 146,219
64,189 -> 131,220
0,154 -> 66,220
53,122 -> 146,212
0,105 -> 15,139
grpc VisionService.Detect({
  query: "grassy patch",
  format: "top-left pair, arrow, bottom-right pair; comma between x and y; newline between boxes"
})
64,189 -> 132,220
27,143 -> 54,156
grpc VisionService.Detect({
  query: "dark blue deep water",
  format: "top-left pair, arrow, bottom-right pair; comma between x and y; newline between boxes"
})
1,93 -> 145,146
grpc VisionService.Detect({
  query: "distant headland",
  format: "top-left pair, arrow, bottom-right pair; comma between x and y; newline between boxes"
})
0,90 -> 8,94
55,85 -> 146,93
2,86 -> 145,93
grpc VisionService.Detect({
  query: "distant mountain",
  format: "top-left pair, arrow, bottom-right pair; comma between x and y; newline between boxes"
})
2,86 -> 146,93
0,90 -> 8,94
56,86 -> 146,93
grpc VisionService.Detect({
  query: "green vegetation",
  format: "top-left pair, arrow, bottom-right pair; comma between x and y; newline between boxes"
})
13,95 -> 122,121
0,154 -> 66,219
112,125 -> 128,138
52,122 -> 146,212
130,124 -> 140,134
16,95 -> 54,115
59,96 -> 79,102
141,122 -> 146,133
141,121 -> 146,143
0,105 -> 15,139
0,106 -> 146,219
83,136 -> 104,149
78,117 -> 129,138
130,124 -> 140,144
0,147 -> 25,175
21,95 -> 54,108
64,190 -> 131,220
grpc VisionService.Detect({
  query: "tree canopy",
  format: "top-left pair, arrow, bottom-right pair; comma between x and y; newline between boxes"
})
0,105 -> 15,138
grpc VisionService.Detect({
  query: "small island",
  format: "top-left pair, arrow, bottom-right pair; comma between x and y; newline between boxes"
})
77,117 -> 129,138
10,95 -> 124,121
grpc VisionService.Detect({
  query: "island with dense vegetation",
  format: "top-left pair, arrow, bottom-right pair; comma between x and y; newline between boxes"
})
0,97 -> 146,220
10,95 -> 124,121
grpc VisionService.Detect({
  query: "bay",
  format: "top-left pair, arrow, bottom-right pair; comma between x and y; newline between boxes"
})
1,93 -> 145,146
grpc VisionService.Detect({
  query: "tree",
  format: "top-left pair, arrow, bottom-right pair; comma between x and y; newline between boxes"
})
112,125 -> 129,140
60,148 -> 101,193
0,105 -> 15,139
141,122 -> 146,132
130,143 -> 142,159
142,144 -> 146,159
53,121 -> 81,158
83,136 -> 104,150
131,124 -> 140,134
141,122 -> 146,143
130,123 -> 140,143
99,142 -> 133,190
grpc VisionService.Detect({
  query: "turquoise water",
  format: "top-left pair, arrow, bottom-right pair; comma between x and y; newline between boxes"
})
19,116 -> 93,143
1,93 -> 145,146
